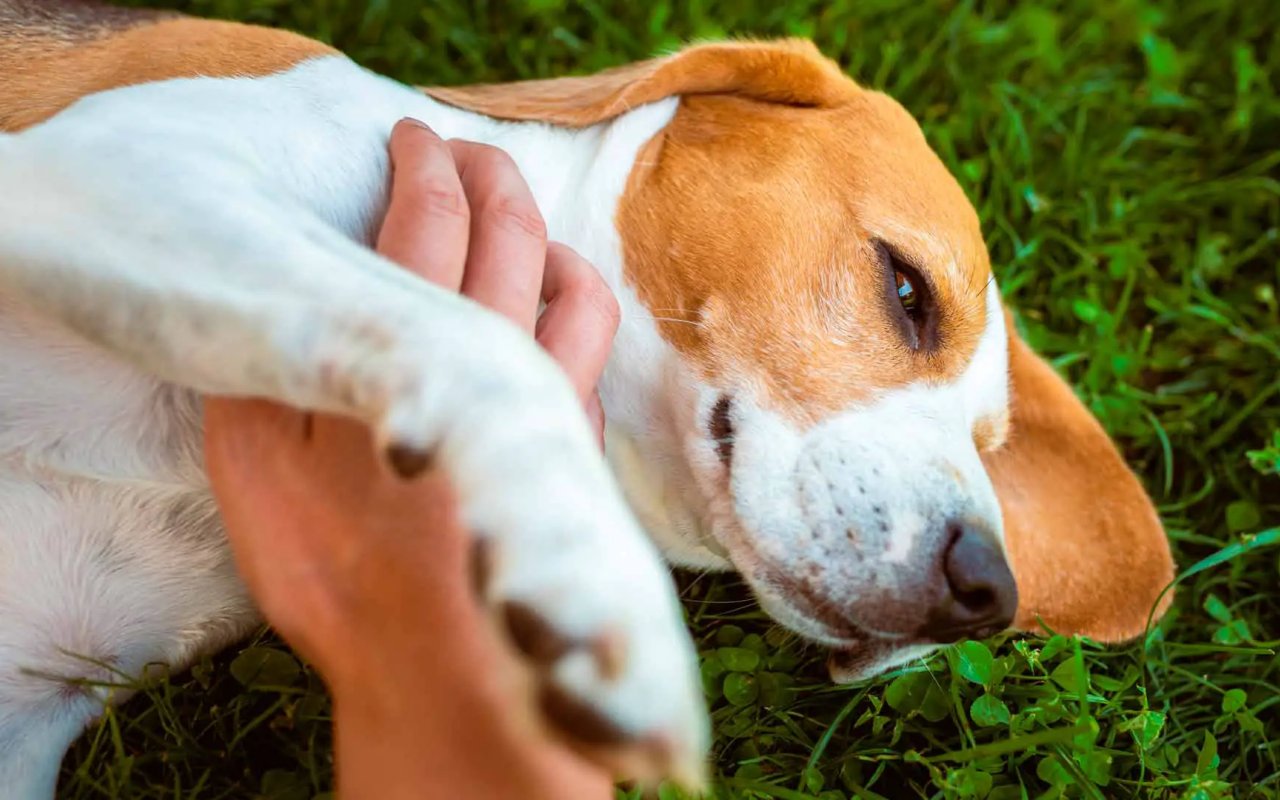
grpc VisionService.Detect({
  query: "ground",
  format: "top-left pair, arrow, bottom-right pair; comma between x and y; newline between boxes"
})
58,0 -> 1280,797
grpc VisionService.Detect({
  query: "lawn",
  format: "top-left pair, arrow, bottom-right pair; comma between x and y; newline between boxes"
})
62,0 -> 1280,797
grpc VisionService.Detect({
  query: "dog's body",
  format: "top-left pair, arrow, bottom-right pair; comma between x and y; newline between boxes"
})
0,2 -> 1175,796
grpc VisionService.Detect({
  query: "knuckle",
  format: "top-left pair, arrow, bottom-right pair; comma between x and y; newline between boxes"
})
595,285 -> 622,330
583,278 -> 621,331
415,185 -> 470,222
485,193 -> 547,240
554,246 -> 619,329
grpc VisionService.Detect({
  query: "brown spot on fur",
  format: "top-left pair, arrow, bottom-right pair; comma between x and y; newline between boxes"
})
1,3 -> 335,131
428,41 -> 990,425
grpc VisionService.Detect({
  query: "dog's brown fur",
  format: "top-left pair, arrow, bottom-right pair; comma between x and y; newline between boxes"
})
398,42 -> 1178,640
0,0 -> 331,131
431,42 -> 991,418
3,2 -> 1174,642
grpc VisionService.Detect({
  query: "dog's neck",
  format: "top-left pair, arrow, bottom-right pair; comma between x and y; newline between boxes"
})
383,76 -> 728,568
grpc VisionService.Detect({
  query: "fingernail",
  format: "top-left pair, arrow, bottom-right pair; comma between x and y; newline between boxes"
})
398,116 -> 430,129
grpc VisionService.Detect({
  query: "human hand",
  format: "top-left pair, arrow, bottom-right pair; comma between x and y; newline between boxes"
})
203,118 -> 619,799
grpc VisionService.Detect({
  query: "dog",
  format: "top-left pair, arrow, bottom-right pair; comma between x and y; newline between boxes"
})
0,0 -> 1176,795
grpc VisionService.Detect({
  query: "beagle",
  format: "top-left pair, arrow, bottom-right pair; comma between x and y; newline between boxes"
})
0,0 -> 1175,795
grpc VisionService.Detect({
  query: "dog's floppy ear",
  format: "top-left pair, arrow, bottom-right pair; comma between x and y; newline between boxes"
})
423,39 -> 855,127
984,317 -> 1175,642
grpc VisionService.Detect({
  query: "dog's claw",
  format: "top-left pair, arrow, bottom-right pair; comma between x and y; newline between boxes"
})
540,680 -> 632,745
538,676 -> 704,789
384,444 -> 433,478
502,601 -> 576,665
492,590 -> 707,787
470,538 -> 497,601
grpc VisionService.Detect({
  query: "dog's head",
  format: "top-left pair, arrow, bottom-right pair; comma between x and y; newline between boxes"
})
427,41 -> 1175,680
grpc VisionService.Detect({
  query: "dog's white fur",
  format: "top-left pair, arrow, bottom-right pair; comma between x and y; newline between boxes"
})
712,283 -> 1008,648
0,55 -> 705,797
627,280 -> 1010,677
0,43 -> 1017,798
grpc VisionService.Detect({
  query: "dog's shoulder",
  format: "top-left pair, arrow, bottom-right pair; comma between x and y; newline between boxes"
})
0,0 -> 336,132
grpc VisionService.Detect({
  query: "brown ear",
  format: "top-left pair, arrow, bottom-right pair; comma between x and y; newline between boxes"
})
984,318 -> 1175,642
423,39 -> 855,127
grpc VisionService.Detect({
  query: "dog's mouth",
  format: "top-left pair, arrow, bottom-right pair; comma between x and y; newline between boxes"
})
703,521 -> 939,682
737,548 -> 915,642
826,643 -> 880,678
752,580 -> 935,683
751,566 -> 868,643
825,639 -> 941,683
681,424 -> 942,680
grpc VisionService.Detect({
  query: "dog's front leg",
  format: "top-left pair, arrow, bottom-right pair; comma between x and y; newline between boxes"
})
0,115 -> 705,784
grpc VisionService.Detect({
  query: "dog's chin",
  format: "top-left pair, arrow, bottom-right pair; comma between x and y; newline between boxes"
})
827,641 -> 941,684
731,563 -> 940,684
704,514 -> 943,683
757,586 -> 939,684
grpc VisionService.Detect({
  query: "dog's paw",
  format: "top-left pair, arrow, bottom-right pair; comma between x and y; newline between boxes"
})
473,462 -> 709,787
370,324 -> 708,785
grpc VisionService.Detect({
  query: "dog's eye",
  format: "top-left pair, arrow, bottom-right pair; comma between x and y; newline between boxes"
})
895,271 -> 918,315
874,238 -> 933,350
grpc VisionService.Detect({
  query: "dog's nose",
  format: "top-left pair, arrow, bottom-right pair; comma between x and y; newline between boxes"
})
920,523 -> 1017,643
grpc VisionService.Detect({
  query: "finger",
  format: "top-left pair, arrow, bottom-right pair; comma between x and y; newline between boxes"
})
449,139 -> 547,331
377,119 -> 471,290
534,243 -> 621,401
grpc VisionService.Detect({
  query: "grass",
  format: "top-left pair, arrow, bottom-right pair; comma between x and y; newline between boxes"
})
60,0 -> 1280,797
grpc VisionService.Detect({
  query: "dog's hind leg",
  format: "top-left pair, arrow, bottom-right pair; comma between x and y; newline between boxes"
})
0,632 -> 145,800
0,465 -> 255,800
0,707 -> 87,800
